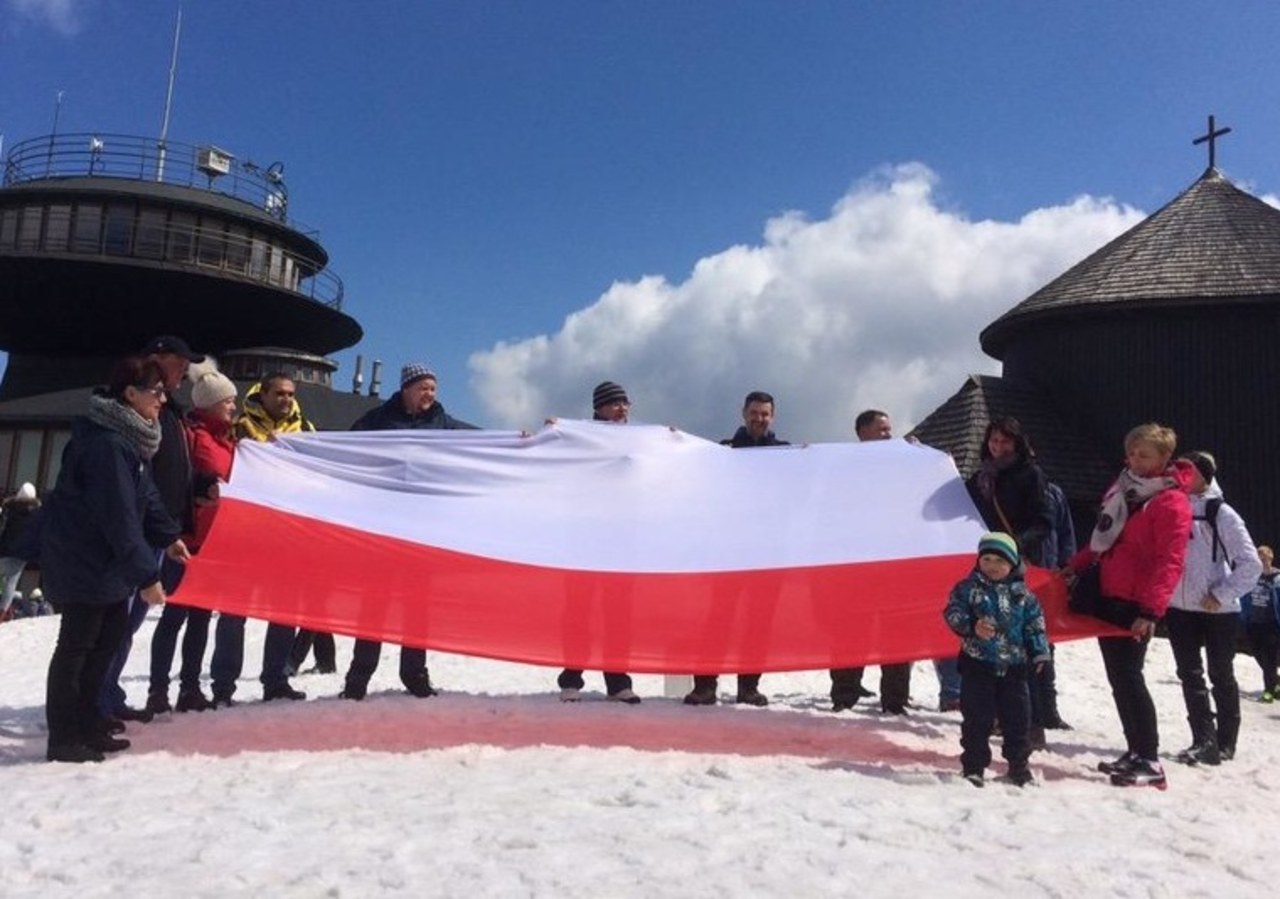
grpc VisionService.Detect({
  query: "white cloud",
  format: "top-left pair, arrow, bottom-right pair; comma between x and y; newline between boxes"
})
469,163 -> 1145,442
6,0 -> 82,35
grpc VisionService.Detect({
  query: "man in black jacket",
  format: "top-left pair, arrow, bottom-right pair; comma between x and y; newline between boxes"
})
683,391 -> 789,708
340,363 -> 477,700
97,335 -> 203,724
830,409 -> 914,714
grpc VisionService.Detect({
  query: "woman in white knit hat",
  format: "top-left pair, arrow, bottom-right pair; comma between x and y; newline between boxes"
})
146,368 -> 238,715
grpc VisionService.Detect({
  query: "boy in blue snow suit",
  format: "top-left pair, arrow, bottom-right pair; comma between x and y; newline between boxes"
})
943,532 -> 1050,787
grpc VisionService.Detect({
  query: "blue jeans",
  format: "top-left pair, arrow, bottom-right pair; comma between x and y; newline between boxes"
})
210,615 -> 296,697
97,553 -> 184,716
96,592 -> 152,717
934,656 -> 962,705
148,603 -> 213,695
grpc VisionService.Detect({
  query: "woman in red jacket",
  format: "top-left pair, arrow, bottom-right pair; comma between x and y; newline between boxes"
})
145,370 -> 237,714
1066,423 -> 1193,790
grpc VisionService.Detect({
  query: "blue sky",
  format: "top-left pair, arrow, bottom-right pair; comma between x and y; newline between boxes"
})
4,1 -> 1279,439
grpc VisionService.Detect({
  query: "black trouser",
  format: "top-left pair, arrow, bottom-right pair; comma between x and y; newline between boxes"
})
1028,645 -> 1061,726
1165,607 -> 1241,752
347,639 -> 427,691
47,600 -> 130,749
830,667 -> 865,704
148,602 -> 213,694
558,668 -> 631,695
290,629 -> 336,671
1098,634 -> 1158,760
879,663 -> 912,712
210,616 -> 296,697
692,673 -> 760,696
1246,619 -> 1279,694
958,657 -> 1030,776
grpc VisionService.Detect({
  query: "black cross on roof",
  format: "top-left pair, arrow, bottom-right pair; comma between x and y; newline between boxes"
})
1193,115 -> 1232,169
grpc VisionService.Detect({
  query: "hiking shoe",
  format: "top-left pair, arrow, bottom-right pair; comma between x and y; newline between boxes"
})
144,692 -> 172,716
86,732 -> 130,753
607,688 -> 642,705
736,690 -> 769,707
339,685 -> 367,701
1097,751 -> 1137,775
404,675 -> 438,698
118,704 -> 155,723
831,693 -> 859,711
683,688 -> 718,706
962,771 -> 985,788
262,682 -> 306,702
559,687 -> 582,702
175,688 -> 212,713
1007,767 -> 1034,787
1110,758 -> 1167,790
1175,741 -> 1221,767
47,743 -> 105,764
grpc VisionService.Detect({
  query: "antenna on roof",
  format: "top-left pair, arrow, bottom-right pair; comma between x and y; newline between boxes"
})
156,3 -> 183,182
45,90 -> 64,176
1192,114 -> 1231,172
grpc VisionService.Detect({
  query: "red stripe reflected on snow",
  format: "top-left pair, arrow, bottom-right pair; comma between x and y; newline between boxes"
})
178,499 -> 1119,673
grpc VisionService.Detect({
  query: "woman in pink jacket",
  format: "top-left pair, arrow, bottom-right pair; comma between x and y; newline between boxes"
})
1066,423 -> 1193,790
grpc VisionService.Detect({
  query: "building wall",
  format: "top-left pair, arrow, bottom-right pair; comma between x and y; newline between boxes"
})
1001,304 -> 1280,545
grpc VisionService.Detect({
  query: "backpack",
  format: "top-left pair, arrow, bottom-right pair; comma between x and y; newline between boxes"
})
1043,482 -> 1077,568
1194,497 -> 1230,565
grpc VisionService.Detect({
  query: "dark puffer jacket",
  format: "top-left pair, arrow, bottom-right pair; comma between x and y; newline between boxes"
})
40,418 -> 180,605
351,394 -> 478,432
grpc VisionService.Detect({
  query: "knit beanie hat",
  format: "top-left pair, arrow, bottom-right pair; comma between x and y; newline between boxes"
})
592,381 -> 629,409
191,371 -> 237,410
401,362 -> 436,389
978,531 -> 1019,567
1183,450 -> 1216,484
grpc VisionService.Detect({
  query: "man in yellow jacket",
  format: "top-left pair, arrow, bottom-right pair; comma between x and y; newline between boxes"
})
210,373 -> 313,705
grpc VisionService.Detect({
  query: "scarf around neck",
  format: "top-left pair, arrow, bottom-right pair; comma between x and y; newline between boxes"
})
974,453 -> 1019,501
87,392 -> 163,461
1089,467 -> 1178,554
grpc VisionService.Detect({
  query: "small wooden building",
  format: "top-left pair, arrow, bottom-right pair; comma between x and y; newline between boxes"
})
913,163 -> 1280,544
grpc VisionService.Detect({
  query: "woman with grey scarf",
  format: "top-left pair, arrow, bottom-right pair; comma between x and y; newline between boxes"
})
41,356 -> 190,764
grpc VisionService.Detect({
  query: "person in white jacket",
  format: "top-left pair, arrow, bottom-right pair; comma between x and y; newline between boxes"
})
1166,451 -> 1262,766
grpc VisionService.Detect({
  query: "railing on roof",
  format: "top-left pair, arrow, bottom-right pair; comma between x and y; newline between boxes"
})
2,133 -> 317,235
1,133 -> 344,310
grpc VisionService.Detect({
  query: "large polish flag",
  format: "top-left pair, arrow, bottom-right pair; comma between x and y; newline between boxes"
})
178,421 -> 1115,673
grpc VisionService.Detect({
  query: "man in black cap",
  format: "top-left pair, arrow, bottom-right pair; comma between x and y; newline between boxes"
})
556,381 -> 642,704
97,336 -> 204,724
340,363 -> 477,701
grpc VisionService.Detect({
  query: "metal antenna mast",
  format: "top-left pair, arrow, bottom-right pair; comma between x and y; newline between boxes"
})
156,3 -> 183,182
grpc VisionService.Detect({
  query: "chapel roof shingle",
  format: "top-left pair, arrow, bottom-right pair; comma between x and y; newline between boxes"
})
982,169 -> 1280,355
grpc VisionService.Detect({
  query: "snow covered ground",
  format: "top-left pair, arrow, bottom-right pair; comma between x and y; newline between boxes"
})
1,612 -> 1277,898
